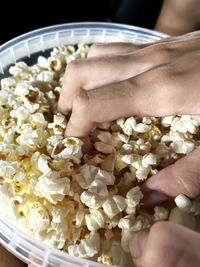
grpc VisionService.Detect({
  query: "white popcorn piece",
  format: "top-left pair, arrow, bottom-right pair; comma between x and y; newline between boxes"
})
34,171 -> 70,204
142,117 -> 152,124
175,194 -> 192,210
37,56 -> 49,69
9,62 -> 30,77
51,206 -> 70,232
1,77 -> 16,89
170,140 -> 195,154
80,191 -> 104,209
31,113 -> 47,127
118,214 -> 135,230
126,186 -> 143,214
37,71 -> 54,82
37,154 -> 51,173
142,153 -> 157,166
0,43 -> 200,267
135,123 -> 150,133
14,82 -> 30,96
35,229 -> 68,250
85,209 -> 105,231
154,206 -> 168,221
29,201 -> 50,232
117,117 -> 136,136
161,116 -> 174,127
136,166 -> 151,182
98,253 -> 113,265
171,116 -> 198,134
0,184 -> 12,213
0,160 -> 19,177
55,137 -> 83,159
73,164 -> 115,190
121,154 -> 142,167
102,195 -> 126,219
48,114 -> 66,134
75,210 -> 85,227
14,169 -> 26,182
68,231 -> 100,258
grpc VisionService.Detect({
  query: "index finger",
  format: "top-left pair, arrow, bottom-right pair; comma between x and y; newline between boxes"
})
141,146 -> 200,208
65,49 -> 200,137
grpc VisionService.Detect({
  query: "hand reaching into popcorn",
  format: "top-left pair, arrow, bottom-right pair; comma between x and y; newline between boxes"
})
58,31 -> 200,267
58,30 -> 200,137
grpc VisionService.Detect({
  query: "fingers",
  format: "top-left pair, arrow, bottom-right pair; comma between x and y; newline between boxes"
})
130,221 -> 200,267
58,54 -> 138,114
142,146 -> 200,207
65,45 -> 200,138
88,42 -> 146,58
65,54 -> 198,137
58,34 -> 200,116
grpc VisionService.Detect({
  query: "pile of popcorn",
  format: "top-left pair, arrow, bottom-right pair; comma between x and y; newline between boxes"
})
0,43 -> 200,267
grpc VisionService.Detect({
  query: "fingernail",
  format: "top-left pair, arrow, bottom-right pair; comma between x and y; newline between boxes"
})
130,229 -> 149,259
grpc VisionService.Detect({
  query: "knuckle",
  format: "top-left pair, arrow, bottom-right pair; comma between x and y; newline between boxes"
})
73,91 -> 90,113
88,43 -> 100,57
66,59 -> 82,75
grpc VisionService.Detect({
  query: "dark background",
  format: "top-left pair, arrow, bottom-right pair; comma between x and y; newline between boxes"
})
0,0 -> 163,45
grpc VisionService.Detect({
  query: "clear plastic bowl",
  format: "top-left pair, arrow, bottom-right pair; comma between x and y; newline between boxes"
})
0,22 -> 167,267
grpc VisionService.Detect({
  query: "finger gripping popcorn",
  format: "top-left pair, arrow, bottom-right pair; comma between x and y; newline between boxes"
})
0,44 -> 200,267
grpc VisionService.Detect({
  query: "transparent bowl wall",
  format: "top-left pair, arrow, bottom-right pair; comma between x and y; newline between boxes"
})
0,22 -> 167,267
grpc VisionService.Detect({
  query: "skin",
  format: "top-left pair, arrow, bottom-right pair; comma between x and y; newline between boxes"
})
57,31 -> 200,267
155,0 -> 200,35
58,31 -> 200,137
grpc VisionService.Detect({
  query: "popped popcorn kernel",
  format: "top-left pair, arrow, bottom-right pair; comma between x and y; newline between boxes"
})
1,43 -> 200,267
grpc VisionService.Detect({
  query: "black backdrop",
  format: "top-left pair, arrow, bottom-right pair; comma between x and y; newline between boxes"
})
0,0 -> 163,45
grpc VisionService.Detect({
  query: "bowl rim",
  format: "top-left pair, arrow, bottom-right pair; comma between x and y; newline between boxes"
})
0,21 -> 168,53
0,22 -> 168,267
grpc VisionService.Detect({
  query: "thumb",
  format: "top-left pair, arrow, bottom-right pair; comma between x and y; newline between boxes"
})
130,221 -> 200,267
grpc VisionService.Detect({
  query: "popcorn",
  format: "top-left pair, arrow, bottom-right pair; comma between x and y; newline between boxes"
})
1,44 -> 200,267
126,187 -> 143,215
85,209 -> 105,231
68,231 -> 100,258
73,164 -> 115,190
34,172 -> 70,204
36,70 -> 54,82
0,160 -> 19,177
37,154 -> 51,173
29,201 -> 50,232
80,191 -> 104,209
153,206 -> 169,221
102,195 -> 126,219
175,194 -> 192,210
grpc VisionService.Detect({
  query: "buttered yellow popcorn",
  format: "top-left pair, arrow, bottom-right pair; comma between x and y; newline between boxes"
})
0,43 -> 200,267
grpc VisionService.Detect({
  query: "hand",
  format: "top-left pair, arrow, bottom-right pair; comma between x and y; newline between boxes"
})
130,221 -> 200,267
58,31 -> 200,138
58,32 -> 200,267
